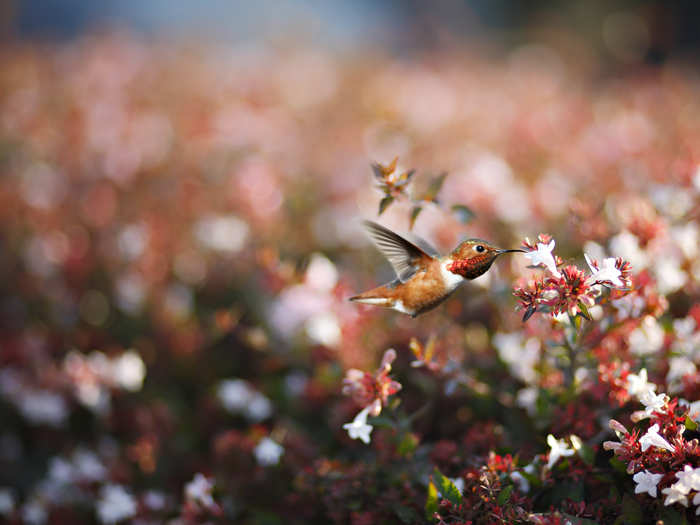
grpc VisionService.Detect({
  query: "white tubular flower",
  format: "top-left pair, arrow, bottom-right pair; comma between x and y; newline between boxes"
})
546,434 -> 575,469
661,483 -> 689,507
585,254 -> 624,287
524,240 -> 561,278
626,369 -> 656,399
632,470 -> 663,497
675,465 -> 700,492
342,406 -> 373,444
639,424 -> 675,453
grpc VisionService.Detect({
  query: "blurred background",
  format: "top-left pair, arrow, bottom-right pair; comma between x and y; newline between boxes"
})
1,1 -> 699,524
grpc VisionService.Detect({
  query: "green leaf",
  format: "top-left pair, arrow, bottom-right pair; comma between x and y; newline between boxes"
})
577,300 -> 592,321
397,432 -> 419,457
562,514 -> 600,525
378,195 -> 394,215
578,444 -> 595,466
393,504 -> 419,524
609,457 -> 628,475
497,484 -> 513,505
658,507 -> 687,525
619,494 -> 643,525
433,468 -> 462,506
425,480 -> 439,519
685,415 -> 698,431
409,206 -> 422,229
423,173 -> 447,201
451,204 -> 475,223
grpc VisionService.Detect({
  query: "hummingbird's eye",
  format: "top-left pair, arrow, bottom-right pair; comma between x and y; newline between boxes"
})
475,245 -> 485,253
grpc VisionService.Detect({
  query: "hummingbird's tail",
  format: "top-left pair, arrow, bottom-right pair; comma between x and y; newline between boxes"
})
348,294 -> 392,306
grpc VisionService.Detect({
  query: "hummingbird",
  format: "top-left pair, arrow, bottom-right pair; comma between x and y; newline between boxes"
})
350,221 -> 524,317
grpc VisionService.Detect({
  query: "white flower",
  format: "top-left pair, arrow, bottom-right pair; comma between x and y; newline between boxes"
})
343,406 -> 374,444
627,369 -> 656,399
546,434 -> 575,469
254,437 -> 284,466
636,390 -> 669,420
688,400 -> 700,422
450,477 -> 465,495
609,231 -> 648,270
0,488 -> 15,516
675,465 -> 700,492
511,471 -> 530,493
22,499 -> 47,525
217,379 -> 273,421
632,470 -> 663,497
111,350 -> 146,392
585,254 -> 624,287
185,473 -> 215,508
653,257 -> 687,295
639,424 -> 675,453
661,483 -> 688,507
628,316 -> 665,356
524,240 -> 561,278
96,485 -> 137,524
17,390 -> 68,427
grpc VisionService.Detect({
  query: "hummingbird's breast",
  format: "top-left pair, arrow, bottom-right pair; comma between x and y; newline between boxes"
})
393,258 -> 464,315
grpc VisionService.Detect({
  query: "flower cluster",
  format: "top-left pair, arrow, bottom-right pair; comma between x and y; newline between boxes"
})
341,349 -> 402,443
515,234 -> 632,320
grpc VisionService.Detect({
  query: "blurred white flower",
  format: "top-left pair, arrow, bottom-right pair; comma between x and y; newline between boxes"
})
143,490 -> 167,511
21,499 -> 47,525
72,449 -> 107,482
112,350 -> 146,392
628,316 -> 664,356
639,424 -> 675,453
246,392 -> 273,422
117,223 -> 148,261
18,390 -> 68,427
115,273 -> 146,315
524,240 -> 561,278
343,406 -> 373,444
674,465 -> 700,492
0,488 -> 14,516
666,357 -> 697,393
661,483 -> 688,507
305,254 -> 338,292
585,254 -> 623,287
254,437 -> 284,466
185,473 -> 215,508
305,312 -> 341,348
688,400 -> 700,422
96,485 -> 137,524
217,379 -> 272,421
653,257 -> 687,295
493,333 -> 540,384
510,471 -> 530,493
609,231 -> 648,270
194,214 -> 249,253
632,470 -> 663,497
217,379 -> 253,413
546,434 -> 575,469
626,369 -> 656,399
516,387 -> 538,415
671,222 -> 699,260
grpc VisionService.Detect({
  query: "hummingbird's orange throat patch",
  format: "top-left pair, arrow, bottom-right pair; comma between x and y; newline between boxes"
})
447,254 -> 492,279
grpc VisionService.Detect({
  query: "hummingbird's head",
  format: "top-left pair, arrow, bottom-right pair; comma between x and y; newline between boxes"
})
447,239 -> 524,279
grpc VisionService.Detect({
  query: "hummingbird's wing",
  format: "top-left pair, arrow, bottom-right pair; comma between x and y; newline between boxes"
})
363,220 -> 437,282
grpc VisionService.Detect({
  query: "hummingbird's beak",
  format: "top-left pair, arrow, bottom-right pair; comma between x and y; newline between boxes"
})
496,248 -> 526,254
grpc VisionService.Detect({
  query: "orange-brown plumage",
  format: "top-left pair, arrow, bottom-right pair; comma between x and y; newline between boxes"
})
350,221 -> 523,317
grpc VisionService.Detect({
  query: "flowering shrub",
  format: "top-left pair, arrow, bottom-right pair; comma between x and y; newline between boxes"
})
0,32 -> 698,525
